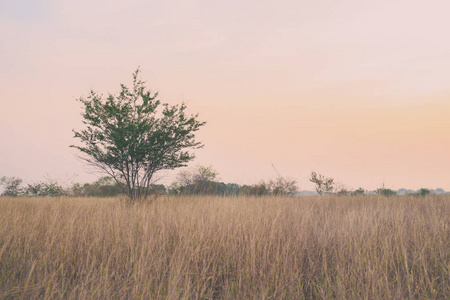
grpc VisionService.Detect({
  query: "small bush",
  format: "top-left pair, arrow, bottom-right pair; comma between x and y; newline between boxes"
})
377,188 -> 397,197
351,187 -> 365,196
418,188 -> 431,197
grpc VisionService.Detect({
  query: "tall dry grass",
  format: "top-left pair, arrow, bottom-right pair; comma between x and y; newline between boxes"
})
0,195 -> 448,299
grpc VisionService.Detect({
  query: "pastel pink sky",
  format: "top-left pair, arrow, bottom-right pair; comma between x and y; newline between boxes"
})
1,0 -> 449,190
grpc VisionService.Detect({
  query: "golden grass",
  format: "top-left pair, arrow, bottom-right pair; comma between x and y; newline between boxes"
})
0,195 -> 448,299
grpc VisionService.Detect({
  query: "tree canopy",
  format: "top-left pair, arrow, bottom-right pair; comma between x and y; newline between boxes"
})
71,69 -> 205,201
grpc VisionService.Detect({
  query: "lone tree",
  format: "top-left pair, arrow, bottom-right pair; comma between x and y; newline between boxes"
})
71,69 -> 205,202
309,171 -> 335,195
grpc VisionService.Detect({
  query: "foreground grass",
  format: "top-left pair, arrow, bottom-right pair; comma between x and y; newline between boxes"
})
0,195 -> 448,299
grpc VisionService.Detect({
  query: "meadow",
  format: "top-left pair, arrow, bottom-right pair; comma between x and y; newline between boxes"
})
0,195 -> 448,299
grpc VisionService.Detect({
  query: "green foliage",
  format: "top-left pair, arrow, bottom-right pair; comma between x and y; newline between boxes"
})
174,165 -> 217,187
24,180 -> 65,197
25,182 -> 42,197
169,166 -> 296,196
71,69 -> 205,201
41,181 -> 65,197
85,177 -> 122,197
418,188 -> 431,197
377,188 -> 397,197
309,172 -> 335,195
351,187 -> 365,196
268,176 -> 298,196
0,176 -> 23,197
68,183 -> 84,197
1,178 -> 65,197
68,177 -> 121,197
336,188 -> 350,196
170,165 -> 223,195
68,177 -> 165,197
241,181 -> 271,196
240,177 -> 297,197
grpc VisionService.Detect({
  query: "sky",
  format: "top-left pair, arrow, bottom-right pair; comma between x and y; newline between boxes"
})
1,0 -> 450,191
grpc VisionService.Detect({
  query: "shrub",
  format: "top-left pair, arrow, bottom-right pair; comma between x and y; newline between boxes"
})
351,187 -> 365,196
418,188 -> 431,197
377,188 -> 397,197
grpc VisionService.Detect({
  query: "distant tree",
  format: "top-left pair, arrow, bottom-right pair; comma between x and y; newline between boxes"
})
22,180 -> 66,197
71,68 -> 205,202
222,183 -> 241,196
377,188 -> 397,197
244,181 -> 271,196
376,182 -> 397,197
67,183 -> 85,197
309,172 -> 335,195
170,165 -> 218,195
336,188 -> 350,196
351,187 -> 365,196
41,181 -> 65,197
177,165 -> 217,186
68,177 -> 128,197
333,182 -> 351,196
89,177 -> 123,197
0,176 -> 23,197
25,182 -> 43,197
418,188 -> 431,197
170,166 -> 296,197
269,176 -> 298,196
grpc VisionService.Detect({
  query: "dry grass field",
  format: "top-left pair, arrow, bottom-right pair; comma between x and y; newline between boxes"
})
0,195 -> 448,299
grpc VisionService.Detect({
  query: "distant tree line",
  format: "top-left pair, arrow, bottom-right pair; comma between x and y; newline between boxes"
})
308,172 -> 440,197
0,165 -> 297,198
168,165 -> 297,196
0,170 -> 442,198
0,176 -> 164,198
